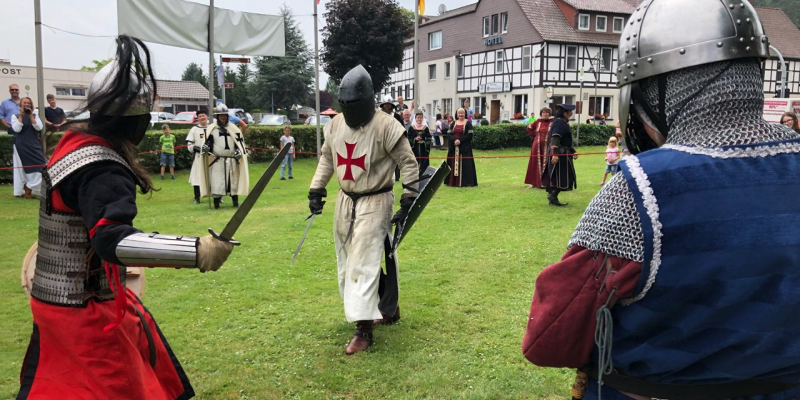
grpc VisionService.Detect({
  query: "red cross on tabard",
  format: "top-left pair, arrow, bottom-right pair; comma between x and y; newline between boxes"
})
336,141 -> 366,181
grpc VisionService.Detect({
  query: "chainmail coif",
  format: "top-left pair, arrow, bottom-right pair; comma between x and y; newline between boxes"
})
569,59 -> 799,262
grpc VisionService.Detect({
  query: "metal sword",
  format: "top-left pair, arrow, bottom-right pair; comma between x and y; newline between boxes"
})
290,213 -> 316,267
208,144 -> 292,246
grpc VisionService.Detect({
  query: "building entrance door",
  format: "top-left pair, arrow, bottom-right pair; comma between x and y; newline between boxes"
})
490,100 -> 501,124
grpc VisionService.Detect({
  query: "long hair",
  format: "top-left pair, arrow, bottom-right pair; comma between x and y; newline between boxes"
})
64,35 -> 157,194
782,111 -> 800,134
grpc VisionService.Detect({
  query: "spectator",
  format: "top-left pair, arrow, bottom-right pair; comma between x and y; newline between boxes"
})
407,109 -> 432,178
395,95 -> 409,117
44,94 -> 65,132
402,109 -> 412,130
781,112 -> 800,134
280,125 -> 295,180
1,84 -> 23,197
523,111 -> 538,126
228,113 -> 249,134
433,113 -> 443,148
446,107 -> 478,187
10,97 -> 46,199
463,98 -> 474,122
600,136 -> 621,185
159,124 -> 176,180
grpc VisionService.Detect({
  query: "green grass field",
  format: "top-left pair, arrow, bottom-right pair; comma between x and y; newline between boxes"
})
0,147 -> 610,399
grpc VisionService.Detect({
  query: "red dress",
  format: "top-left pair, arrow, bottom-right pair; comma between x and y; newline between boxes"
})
524,118 -> 552,187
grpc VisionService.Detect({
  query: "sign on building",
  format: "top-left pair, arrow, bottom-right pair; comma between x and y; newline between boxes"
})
479,82 -> 511,93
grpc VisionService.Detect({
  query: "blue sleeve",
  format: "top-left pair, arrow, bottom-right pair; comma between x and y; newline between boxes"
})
229,115 -> 241,124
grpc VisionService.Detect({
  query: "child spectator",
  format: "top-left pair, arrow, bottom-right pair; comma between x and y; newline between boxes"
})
601,136 -> 620,186
160,124 -> 176,180
280,125 -> 295,180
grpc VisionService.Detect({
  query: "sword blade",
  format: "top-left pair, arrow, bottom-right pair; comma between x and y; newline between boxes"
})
211,144 -> 292,243
290,213 -> 316,267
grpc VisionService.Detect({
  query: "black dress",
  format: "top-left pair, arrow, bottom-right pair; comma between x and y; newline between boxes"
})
12,114 -> 47,173
541,118 -> 577,191
406,124 -> 431,178
446,121 -> 478,187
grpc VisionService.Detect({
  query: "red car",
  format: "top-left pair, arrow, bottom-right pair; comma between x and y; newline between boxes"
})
171,111 -> 199,124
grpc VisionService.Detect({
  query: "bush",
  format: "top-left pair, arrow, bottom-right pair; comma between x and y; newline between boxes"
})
0,125 -> 325,183
470,122 -> 615,150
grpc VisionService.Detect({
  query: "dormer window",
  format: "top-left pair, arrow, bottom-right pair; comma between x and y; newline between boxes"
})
578,14 -> 590,31
613,17 -> 625,33
596,16 -> 607,32
501,12 -> 508,34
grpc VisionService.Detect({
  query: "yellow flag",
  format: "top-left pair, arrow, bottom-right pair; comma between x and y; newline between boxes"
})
418,0 -> 425,15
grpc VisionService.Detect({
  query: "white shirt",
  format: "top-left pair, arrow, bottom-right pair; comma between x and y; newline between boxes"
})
11,113 -> 43,132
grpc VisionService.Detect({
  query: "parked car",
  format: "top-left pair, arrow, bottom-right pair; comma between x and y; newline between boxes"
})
171,111 -> 198,124
259,114 -> 290,126
304,115 -> 332,126
150,112 -> 175,127
65,110 -> 90,120
229,108 -> 255,124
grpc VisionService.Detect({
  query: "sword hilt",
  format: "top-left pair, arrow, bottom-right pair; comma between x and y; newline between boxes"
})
208,228 -> 241,246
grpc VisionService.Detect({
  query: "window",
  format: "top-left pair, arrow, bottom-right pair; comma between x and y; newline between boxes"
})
491,14 -> 499,35
457,56 -> 465,77
473,96 -> 487,116
522,46 -> 532,71
589,96 -> 613,118
71,88 -> 86,97
429,31 -> 442,50
514,94 -> 528,115
56,87 -> 71,96
551,95 -> 576,107
601,48 -> 613,71
613,17 -> 625,33
496,50 -> 504,74
442,98 -> 452,116
429,64 -> 437,81
501,12 -> 508,34
566,46 -> 578,71
405,84 -> 410,100
578,14 -> 590,30
445,61 -> 451,79
596,16 -> 607,32
483,17 -> 490,37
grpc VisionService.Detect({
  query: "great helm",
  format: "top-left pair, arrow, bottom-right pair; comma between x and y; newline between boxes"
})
339,65 -> 376,129
213,103 -> 230,116
88,59 -> 152,116
617,0 -> 770,138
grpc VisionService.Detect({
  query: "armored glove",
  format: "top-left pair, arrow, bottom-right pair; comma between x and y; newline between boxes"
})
192,145 -> 201,153
308,188 -> 327,215
196,235 -> 234,273
391,196 -> 416,224
202,144 -> 211,154
234,148 -> 242,160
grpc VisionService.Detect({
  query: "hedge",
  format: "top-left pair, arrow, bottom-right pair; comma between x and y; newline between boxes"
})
0,123 -> 616,183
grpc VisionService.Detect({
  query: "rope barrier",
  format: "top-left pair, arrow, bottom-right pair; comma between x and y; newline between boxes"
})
1,145 -> 626,170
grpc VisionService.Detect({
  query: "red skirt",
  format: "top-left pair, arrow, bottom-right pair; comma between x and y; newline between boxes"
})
17,289 -> 194,400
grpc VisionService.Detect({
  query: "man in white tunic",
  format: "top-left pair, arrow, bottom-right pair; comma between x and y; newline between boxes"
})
309,65 -> 419,355
186,110 -> 209,204
201,104 -> 250,209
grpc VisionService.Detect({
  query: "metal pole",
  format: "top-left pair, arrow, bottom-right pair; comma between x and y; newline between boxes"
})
577,79 -> 582,145
770,45 -> 787,97
208,0 -> 215,117
413,0 -> 419,107
34,0 -> 46,148
220,55 -> 226,105
314,0 -> 321,160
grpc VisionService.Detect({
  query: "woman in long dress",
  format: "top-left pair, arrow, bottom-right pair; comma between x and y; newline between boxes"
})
524,107 -> 553,189
407,109 -> 432,178
446,108 -> 478,187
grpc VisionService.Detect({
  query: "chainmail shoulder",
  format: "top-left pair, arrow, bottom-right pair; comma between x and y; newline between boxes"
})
568,172 -> 644,262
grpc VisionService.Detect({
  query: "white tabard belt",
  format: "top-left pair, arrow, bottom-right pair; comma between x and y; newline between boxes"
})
115,233 -> 198,268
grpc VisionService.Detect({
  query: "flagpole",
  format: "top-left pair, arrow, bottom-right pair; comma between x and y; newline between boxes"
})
208,0 -> 215,115
314,0 -> 321,160
413,0 -> 419,110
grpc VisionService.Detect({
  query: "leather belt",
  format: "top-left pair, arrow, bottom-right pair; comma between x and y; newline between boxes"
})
341,186 -> 393,245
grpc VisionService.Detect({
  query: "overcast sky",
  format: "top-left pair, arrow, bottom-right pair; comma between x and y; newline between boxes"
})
2,0 -> 474,88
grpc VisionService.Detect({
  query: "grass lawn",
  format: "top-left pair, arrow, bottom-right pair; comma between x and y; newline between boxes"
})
0,146 -> 610,399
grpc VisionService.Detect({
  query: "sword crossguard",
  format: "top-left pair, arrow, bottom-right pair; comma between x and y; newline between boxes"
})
208,228 -> 241,246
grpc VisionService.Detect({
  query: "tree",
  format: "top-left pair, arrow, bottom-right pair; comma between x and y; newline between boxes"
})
308,90 -> 335,110
322,0 -> 412,91
251,5 -> 314,112
181,62 -> 208,88
227,64 -> 255,111
80,58 -> 113,71
324,79 -> 340,96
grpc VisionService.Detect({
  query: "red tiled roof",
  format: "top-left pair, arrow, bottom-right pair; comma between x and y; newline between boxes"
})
155,80 -> 209,101
756,7 -> 800,59
562,0 -> 635,14
518,0 -> 625,45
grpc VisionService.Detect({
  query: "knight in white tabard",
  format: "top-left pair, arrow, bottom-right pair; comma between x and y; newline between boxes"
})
309,65 -> 419,355
200,104 -> 250,209
186,110 -> 209,204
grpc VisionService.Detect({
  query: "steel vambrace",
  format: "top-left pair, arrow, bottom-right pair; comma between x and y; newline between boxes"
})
116,233 -> 199,268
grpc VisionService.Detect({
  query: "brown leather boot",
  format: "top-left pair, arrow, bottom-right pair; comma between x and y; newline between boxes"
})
345,320 -> 373,355
373,306 -> 401,326
23,185 -> 32,199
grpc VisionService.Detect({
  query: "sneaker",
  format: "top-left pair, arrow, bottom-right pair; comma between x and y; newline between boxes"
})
193,198 -> 200,204
289,176 -> 294,179
171,175 -> 176,180
160,175 -> 165,180
280,177 -> 286,180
